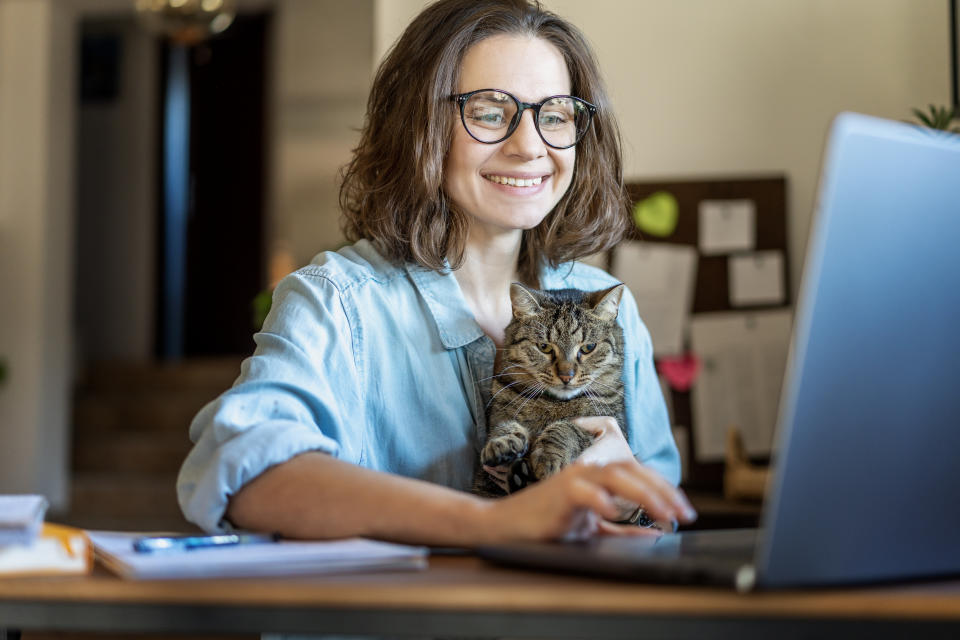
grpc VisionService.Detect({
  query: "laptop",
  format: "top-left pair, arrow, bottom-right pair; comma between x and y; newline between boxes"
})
477,113 -> 960,591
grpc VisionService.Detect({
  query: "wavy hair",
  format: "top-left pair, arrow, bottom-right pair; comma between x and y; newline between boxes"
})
339,0 -> 630,285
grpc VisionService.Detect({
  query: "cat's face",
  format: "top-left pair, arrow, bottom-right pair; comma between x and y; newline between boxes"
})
500,284 -> 624,400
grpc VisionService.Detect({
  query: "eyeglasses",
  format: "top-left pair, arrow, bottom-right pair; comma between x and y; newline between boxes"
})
450,88 -> 597,150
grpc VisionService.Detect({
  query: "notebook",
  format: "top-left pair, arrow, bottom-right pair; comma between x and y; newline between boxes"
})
477,113 -> 960,591
88,531 -> 428,580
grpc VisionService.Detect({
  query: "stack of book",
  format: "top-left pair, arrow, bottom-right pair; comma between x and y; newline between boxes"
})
0,494 -> 92,576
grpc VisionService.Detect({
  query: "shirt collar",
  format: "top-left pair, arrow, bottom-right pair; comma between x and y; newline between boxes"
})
405,264 -> 485,349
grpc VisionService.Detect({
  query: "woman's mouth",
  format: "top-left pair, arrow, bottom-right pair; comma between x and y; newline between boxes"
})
483,174 -> 546,187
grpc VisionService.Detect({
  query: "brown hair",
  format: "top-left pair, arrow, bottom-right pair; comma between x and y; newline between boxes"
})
339,0 -> 630,285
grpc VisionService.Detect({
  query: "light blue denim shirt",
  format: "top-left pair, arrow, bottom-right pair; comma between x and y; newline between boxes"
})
177,239 -> 679,532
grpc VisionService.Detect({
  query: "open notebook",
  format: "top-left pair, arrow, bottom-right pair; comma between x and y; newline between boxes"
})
88,531 -> 428,579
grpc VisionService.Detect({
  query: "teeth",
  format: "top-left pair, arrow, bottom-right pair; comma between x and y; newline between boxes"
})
485,175 -> 543,187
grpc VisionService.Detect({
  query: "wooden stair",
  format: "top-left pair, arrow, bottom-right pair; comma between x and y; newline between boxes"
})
61,357 -> 243,532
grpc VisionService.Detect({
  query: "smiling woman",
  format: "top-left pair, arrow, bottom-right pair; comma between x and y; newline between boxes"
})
177,0 -> 693,551
339,0 -> 630,287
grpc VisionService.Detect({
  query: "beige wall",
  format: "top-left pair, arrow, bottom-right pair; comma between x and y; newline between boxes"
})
374,0 -> 952,291
269,0 -> 373,269
0,0 -> 76,506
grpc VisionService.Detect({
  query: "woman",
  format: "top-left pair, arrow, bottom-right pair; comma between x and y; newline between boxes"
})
177,0 -> 696,544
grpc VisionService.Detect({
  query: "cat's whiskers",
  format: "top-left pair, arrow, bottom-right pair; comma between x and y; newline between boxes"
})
513,383 -> 546,419
485,379 -> 527,409
584,377 -> 626,398
583,388 -> 605,416
501,381 -> 542,410
474,364 -> 523,384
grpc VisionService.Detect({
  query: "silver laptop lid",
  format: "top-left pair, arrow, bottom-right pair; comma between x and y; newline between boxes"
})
756,113 -> 960,588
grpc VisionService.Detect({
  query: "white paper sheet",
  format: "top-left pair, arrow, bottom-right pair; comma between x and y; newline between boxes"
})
611,241 -> 697,356
698,199 -> 756,255
728,251 -> 786,306
0,495 -> 47,546
689,310 -> 792,461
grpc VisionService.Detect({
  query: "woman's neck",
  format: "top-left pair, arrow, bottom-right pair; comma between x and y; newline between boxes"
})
454,227 -> 522,346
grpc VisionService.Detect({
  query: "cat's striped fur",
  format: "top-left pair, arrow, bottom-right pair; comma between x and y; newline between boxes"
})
474,282 -> 626,497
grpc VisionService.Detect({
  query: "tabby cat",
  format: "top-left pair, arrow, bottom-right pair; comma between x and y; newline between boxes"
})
474,282 -> 627,498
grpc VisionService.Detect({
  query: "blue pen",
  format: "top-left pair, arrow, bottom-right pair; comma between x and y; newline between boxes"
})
132,532 -> 279,553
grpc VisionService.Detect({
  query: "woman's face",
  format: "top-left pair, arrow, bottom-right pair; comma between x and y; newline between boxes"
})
444,35 -> 575,237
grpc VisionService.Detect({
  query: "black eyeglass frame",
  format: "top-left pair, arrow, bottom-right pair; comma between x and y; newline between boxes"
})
450,88 -> 597,150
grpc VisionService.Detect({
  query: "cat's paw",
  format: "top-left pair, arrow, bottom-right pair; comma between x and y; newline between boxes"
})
481,434 -> 528,467
530,449 -> 566,480
507,459 -> 535,493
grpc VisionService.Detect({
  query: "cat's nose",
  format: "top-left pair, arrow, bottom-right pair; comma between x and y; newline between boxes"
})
557,363 -> 576,384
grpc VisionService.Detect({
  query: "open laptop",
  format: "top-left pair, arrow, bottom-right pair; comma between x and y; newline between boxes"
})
477,113 -> 960,591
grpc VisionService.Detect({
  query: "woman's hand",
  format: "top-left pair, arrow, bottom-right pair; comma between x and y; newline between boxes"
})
573,416 -> 676,524
477,459 -> 696,543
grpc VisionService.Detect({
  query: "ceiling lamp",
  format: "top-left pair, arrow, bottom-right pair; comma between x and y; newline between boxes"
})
134,0 -> 237,44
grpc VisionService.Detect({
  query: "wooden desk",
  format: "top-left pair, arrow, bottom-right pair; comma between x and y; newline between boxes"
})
2,556 -> 960,639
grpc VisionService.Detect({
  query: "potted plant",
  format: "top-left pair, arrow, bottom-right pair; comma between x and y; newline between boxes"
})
910,104 -> 960,133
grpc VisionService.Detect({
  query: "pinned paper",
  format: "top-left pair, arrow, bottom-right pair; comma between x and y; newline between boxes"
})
729,251 -> 785,306
611,242 -> 697,356
689,310 -> 792,461
656,352 -> 701,392
633,191 -> 679,237
698,199 -> 756,254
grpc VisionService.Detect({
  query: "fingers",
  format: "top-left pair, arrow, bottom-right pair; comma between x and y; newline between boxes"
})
567,475 -> 621,521
568,461 -> 696,524
572,416 -> 619,437
603,462 -> 697,524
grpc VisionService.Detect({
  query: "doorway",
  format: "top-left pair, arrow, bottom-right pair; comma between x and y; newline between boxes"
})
157,13 -> 270,359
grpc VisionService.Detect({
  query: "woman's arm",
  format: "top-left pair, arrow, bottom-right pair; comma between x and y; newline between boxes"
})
227,450 -> 696,546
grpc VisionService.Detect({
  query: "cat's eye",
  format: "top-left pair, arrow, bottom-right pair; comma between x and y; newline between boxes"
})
580,343 -> 596,354
538,342 -> 552,353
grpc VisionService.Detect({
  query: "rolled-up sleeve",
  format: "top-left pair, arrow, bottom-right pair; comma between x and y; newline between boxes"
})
618,286 -> 681,487
177,271 -> 364,532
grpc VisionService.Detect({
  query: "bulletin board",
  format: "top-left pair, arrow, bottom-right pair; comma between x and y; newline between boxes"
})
613,176 -> 791,492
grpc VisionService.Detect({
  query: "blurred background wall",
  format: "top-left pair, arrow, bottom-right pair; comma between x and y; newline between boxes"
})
0,0 -> 951,508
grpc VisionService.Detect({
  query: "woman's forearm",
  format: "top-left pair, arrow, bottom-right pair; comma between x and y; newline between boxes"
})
226,452 -> 492,546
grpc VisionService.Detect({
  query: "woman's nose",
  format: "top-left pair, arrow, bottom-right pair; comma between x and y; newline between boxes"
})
502,109 -> 546,160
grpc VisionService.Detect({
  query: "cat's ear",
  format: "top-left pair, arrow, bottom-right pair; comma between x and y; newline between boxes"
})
589,284 -> 624,322
509,282 -> 542,318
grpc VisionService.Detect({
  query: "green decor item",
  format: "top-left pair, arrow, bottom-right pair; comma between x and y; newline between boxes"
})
632,190 -> 680,237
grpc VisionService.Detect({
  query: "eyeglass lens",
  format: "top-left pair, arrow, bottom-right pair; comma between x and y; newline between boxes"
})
461,90 -> 591,148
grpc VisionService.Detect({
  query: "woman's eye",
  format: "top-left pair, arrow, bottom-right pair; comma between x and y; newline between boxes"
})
538,343 -> 552,353
468,110 -> 506,127
538,112 -> 567,128
580,343 -> 596,354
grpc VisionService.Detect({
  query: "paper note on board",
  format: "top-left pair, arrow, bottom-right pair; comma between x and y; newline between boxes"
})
698,199 -> 756,254
728,251 -> 785,306
690,310 -> 792,461
612,242 -> 697,356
